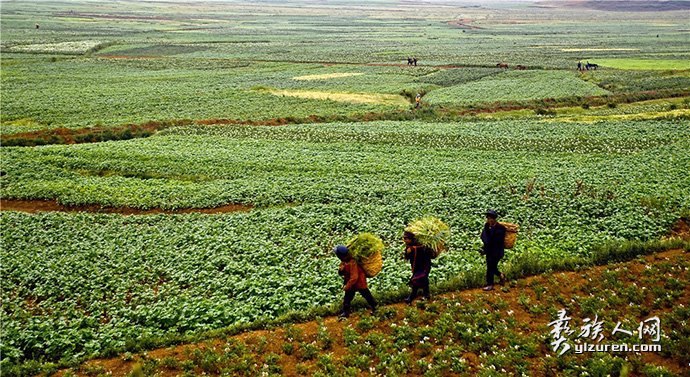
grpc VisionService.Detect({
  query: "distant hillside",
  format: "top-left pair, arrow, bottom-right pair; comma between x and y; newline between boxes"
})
540,0 -> 690,12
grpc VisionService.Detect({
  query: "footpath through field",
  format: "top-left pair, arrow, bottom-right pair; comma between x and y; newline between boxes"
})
57,248 -> 689,377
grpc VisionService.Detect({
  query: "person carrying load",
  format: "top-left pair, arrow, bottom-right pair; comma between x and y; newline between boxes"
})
403,216 -> 449,304
335,245 -> 377,319
480,209 -> 518,291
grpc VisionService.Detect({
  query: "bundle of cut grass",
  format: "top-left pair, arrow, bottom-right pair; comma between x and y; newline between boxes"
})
405,216 -> 450,258
347,232 -> 384,278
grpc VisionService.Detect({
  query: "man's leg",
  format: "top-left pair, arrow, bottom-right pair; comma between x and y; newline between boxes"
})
485,256 -> 499,288
496,257 -> 506,284
405,287 -> 418,304
341,290 -> 356,317
359,289 -> 378,311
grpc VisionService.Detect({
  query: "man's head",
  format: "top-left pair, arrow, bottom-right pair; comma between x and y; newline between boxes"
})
402,231 -> 415,246
485,209 -> 498,226
334,245 -> 349,261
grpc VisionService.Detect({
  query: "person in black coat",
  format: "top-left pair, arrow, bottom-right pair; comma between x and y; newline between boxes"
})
480,210 -> 506,291
403,231 -> 432,303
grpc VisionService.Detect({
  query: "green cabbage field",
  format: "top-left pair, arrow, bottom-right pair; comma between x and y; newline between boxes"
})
1,0 -> 689,375
3,119 -> 689,367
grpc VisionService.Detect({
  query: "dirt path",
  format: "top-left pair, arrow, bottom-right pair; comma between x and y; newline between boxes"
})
0,199 -> 252,215
54,248 -> 689,377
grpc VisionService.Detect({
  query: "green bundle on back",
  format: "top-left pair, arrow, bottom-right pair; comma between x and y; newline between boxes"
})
347,233 -> 384,278
405,216 -> 450,258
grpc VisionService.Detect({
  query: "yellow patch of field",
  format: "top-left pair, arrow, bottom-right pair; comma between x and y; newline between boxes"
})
1,118 -> 41,127
474,97 -> 690,121
292,72 -> 364,81
547,109 -> 690,123
560,48 -> 640,52
596,58 -> 690,70
266,89 -> 408,105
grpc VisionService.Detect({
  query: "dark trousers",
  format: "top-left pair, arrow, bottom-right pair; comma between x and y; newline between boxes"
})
343,288 -> 377,314
407,284 -> 430,301
486,255 -> 503,285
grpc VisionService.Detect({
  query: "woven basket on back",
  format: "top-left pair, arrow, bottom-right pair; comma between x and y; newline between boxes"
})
499,222 -> 519,249
359,251 -> 382,278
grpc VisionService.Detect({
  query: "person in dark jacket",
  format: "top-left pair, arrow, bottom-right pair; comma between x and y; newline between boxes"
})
335,245 -> 377,318
480,210 -> 506,291
403,231 -> 432,303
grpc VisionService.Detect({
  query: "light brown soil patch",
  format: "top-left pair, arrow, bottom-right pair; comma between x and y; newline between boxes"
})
0,199 -> 252,215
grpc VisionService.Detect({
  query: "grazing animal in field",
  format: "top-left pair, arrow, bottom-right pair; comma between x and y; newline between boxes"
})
586,62 -> 599,70
516,65 -> 527,70
407,57 -> 413,66
496,62 -> 508,69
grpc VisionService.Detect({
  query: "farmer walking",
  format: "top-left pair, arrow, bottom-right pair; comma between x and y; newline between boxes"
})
480,210 -> 506,291
415,93 -> 422,109
403,231 -> 432,303
335,245 -> 377,318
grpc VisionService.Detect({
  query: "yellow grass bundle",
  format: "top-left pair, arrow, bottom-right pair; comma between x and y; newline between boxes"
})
347,233 -> 384,278
404,216 -> 450,258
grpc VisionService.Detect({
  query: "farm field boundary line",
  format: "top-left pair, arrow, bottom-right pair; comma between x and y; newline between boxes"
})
95,55 -> 479,69
96,55 -> 555,71
55,247 -> 690,377
2,90 -> 687,147
0,199 -> 253,215
249,59 -> 527,70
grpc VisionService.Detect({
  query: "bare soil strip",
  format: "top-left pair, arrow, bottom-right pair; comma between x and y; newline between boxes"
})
0,199 -> 252,215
